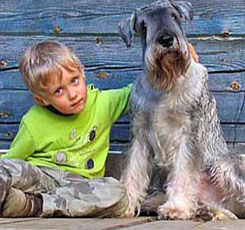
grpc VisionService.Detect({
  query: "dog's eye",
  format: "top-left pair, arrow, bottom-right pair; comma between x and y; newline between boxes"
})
140,20 -> 146,30
135,19 -> 146,33
171,13 -> 178,21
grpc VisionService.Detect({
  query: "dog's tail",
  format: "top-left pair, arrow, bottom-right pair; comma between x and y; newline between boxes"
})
209,155 -> 245,205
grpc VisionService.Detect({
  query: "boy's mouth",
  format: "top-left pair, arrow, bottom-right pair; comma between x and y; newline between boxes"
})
71,98 -> 83,108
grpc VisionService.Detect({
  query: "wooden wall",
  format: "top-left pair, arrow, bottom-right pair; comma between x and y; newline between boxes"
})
0,0 -> 244,154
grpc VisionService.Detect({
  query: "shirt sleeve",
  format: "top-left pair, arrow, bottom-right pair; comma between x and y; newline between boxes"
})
102,84 -> 132,124
1,121 -> 35,160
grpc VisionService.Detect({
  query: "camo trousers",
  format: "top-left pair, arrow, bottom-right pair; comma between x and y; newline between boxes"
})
0,159 -> 128,217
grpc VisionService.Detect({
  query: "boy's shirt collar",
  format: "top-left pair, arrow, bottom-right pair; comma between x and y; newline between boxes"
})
46,105 -> 74,116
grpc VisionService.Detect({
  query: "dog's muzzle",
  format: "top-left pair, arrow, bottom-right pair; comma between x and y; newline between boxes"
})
157,31 -> 174,48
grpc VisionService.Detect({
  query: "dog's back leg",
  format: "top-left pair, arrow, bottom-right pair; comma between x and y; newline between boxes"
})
208,155 -> 245,217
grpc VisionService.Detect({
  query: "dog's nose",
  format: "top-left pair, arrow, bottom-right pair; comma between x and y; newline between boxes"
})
158,34 -> 174,47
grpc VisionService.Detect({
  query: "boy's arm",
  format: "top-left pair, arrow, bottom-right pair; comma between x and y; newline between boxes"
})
1,122 -> 35,160
103,84 -> 132,124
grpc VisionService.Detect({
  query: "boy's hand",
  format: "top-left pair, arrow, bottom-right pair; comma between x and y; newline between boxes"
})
188,43 -> 199,63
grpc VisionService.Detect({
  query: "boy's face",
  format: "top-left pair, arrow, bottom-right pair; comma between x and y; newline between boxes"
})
35,67 -> 87,115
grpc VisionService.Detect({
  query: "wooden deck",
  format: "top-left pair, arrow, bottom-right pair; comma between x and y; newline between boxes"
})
0,217 -> 245,230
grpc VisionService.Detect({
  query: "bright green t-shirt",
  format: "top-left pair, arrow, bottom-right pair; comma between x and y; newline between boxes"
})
2,84 -> 132,178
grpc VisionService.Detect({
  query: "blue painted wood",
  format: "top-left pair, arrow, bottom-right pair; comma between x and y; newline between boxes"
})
2,122 -> 245,150
1,69 -> 244,92
0,0 -> 244,150
0,89 -> 245,123
110,124 -> 245,144
0,90 -> 34,123
0,124 -> 18,141
0,141 -> 12,150
0,0 -> 243,36
0,36 -> 244,72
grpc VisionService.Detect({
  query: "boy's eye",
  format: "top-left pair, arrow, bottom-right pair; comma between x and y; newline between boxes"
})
54,88 -> 63,96
71,77 -> 79,85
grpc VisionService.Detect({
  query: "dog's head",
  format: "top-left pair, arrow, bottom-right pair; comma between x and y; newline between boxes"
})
119,0 -> 193,48
119,0 -> 193,91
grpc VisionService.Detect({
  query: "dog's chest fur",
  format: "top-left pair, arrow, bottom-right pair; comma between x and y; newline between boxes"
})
131,61 -> 207,164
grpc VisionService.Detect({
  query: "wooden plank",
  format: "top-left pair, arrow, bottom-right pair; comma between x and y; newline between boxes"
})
122,220 -> 245,230
0,90 -> 34,123
0,91 -> 245,140
0,218 -> 245,230
0,0 -> 244,36
1,90 -> 244,123
223,125 -> 245,143
213,92 -> 245,123
208,72 -> 245,92
2,125 -> 245,150
0,123 -> 18,142
0,217 -> 155,230
110,123 -> 245,143
0,143 -> 244,178
0,110 -> 218,140
1,122 -> 245,150
0,141 -> 12,150
106,144 -> 245,179
0,218 -> 39,224
0,36 -> 244,72
113,123 -> 245,144
84,143 -> 245,156
1,67 -> 245,94
0,71 -> 244,136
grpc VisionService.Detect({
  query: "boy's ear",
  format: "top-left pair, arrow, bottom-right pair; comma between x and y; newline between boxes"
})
33,94 -> 50,106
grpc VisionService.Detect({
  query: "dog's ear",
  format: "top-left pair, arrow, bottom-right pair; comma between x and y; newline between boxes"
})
171,1 -> 193,21
118,12 -> 137,48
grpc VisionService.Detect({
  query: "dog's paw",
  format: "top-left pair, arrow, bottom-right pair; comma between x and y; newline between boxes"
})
141,192 -> 166,215
119,205 -> 137,218
193,204 -> 238,222
157,202 -> 192,220
192,205 -> 214,222
212,207 -> 238,221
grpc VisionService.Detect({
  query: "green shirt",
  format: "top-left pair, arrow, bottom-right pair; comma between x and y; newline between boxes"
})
2,84 -> 132,178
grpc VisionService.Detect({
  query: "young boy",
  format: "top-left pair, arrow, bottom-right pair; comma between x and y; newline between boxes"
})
0,40 -> 132,217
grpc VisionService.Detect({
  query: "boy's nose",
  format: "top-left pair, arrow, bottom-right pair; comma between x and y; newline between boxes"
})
67,89 -> 77,100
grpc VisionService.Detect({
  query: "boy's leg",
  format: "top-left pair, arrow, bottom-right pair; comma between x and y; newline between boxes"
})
0,160 -> 128,217
0,159 -> 59,194
2,188 -> 42,217
0,159 -> 58,217
39,170 -> 129,217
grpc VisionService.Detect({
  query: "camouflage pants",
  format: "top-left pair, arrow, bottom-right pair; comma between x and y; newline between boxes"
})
0,159 -> 128,217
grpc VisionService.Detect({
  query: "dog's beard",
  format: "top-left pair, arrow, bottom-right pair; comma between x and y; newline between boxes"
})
145,44 -> 190,91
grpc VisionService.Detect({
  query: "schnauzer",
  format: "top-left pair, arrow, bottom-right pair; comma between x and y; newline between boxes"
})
118,0 -> 245,220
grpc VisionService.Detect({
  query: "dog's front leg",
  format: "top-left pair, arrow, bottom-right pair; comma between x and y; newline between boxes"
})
120,137 -> 151,217
158,136 -> 198,220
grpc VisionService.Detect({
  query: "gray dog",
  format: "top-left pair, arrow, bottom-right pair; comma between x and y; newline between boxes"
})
118,0 -> 245,220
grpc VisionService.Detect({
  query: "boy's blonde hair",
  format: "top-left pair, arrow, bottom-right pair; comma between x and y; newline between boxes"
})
19,40 -> 84,95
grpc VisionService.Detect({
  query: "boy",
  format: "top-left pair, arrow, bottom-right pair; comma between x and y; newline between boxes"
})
0,40 -> 131,217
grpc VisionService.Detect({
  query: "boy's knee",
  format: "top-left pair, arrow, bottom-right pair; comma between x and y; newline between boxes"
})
96,177 -> 127,195
0,167 -> 12,195
100,177 -> 129,205
101,177 -> 129,217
